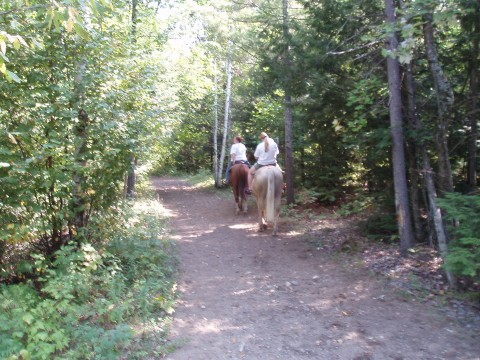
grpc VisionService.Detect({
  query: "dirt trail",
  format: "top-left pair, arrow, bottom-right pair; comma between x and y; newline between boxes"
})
151,177 -> 479,360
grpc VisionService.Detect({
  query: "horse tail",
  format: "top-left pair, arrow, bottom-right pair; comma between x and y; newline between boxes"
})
239,165 -> 248,197
266,169 -> 275,222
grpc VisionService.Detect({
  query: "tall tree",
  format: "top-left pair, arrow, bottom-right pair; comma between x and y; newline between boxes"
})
384,0 -> 415,254
218,42 -> 234,184
282,0 -> 295,204
126,0 -> 139,198
422,10 -> 455,194
467,0 -> 479,190
213,55 -> 221,187
403,39 -> 456,288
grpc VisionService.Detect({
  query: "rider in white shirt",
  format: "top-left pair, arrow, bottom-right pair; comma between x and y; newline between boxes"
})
225,135 -> 250,184
246,132 -> 279,194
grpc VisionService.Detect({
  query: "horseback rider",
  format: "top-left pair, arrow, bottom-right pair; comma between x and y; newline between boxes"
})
225,135 -> 250,185
245,132 -> 279,195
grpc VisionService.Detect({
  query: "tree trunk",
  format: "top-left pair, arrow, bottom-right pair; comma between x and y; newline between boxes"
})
213,56 -> 221,187
399,0 -> 456,286
126,156 -> 136,198
384,0 -> 415,254
398,0 -> 423,243
423,12 -> 454,194
126,0 -> 139,198
404,58 -> 456,288
421,149 -> 457,288
282,0 -> 295,204
73,109 -> 89,237
71,13 -> 88,243
218,43 -> 233,184
131,0 -> 138,38
467,0 -> 479,190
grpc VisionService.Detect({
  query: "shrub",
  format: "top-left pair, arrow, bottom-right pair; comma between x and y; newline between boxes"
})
438,193 -> 480,280
0,200 -> 177,359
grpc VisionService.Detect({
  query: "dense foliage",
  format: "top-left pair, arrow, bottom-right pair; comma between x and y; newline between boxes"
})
0,199 -> 177,359
438,193 -> 480,280
1,1 -> 177,357
1,0 -> 479,355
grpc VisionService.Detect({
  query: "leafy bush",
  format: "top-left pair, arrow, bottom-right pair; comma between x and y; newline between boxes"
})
0,200 -> 177,359
335,194 -> 375,217
438,193 -> 480,280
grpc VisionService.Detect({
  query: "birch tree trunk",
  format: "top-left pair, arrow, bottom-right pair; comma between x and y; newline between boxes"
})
282,0 -> 295,205
213,56 -> 221,187
423,12 -> 454,194
218,43 -> 233,185
384,0 -> 415,254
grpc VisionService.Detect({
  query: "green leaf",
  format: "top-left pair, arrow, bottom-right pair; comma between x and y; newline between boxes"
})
12,38 -> 21,50
19,350 -> 31,360
6,70 -> 21,83
22,313 -> 34,325
73,23 -> 91,41
31,38 -> 43,49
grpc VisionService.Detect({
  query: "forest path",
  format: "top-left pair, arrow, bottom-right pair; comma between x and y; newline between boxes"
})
151,177 -> 479,360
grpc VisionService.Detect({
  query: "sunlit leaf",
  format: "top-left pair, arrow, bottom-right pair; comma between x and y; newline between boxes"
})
73,23 -> 91,40
13,38 -> 21,50
7,133 -> 17,144
6,70 -> 21,83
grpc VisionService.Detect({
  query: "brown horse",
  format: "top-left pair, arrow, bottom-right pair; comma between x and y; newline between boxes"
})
252,165 -> 283,235
230,163 -> 249,215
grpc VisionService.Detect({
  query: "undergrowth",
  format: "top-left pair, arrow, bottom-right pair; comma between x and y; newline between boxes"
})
0,198 -> 177,359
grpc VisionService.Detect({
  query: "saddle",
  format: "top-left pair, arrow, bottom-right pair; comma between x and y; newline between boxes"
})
234,160 -> 250,166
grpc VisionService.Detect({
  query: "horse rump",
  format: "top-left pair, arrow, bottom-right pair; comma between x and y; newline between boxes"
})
252,166 -> 283,235
230,164 -> 249,215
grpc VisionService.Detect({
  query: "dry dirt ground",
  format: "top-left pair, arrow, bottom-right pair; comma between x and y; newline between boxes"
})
151,177 -> 479,360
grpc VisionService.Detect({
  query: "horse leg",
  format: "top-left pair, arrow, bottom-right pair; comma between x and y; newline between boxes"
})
272,218 -> 278,236
257,208 -> 265,232
233,187 -> 240,215
242,195 -> 248,215
236,193 -> 243,215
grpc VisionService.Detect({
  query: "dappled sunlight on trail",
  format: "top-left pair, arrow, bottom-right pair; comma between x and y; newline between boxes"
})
150,176 -> 480,360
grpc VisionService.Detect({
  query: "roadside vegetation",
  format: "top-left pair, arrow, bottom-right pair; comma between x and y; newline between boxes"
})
0,192 -> 178,359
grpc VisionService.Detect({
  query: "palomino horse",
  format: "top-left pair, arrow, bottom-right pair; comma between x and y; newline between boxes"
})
252,165 -> 283,235
230,163 -> 249,215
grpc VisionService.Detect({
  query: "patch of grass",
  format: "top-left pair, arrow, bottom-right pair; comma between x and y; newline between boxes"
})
182,170 -> 215,189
